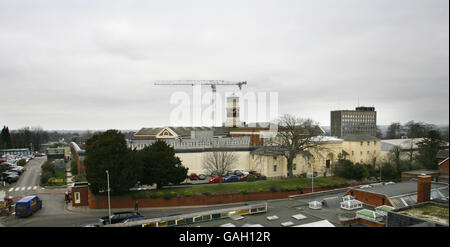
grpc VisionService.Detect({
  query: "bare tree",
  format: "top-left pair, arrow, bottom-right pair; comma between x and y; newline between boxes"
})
266,114 -> 326,177
202,150 -> 239,177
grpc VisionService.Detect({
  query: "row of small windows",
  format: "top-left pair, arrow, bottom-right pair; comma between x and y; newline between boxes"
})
361,141 -> 377,146
342,115 -> 375,119
352,150 -> 377,155
273,160 -> 332,172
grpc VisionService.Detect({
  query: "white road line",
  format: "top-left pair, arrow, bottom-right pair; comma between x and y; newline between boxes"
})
27,186 -> 32,190
14,187 -> 20,191
9,188 -> 14,192
33,186 -> 37,190
21,187 -> 26,191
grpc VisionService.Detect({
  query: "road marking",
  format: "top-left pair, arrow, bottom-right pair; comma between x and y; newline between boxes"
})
21,187 -> 26,191
15,187 -> 20,191
27,186 -> 32,190
9,188 -> 14,192
33,186 -> 37,190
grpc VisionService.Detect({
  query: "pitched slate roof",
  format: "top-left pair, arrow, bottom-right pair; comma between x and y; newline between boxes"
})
134,126 -> 230,138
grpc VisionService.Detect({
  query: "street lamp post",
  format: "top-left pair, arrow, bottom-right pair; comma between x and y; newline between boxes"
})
106,170 -> 111,225
311,163 -> 314,193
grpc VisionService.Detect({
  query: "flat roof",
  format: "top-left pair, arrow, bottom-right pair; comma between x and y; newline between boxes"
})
396,203 -> 449,226
352,181 -> 448,197
403,170 -> 441,175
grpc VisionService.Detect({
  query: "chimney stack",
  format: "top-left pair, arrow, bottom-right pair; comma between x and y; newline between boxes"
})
417,175 -> 432,203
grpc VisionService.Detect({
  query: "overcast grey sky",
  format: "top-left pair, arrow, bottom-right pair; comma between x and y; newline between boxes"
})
0,0 -> 448,130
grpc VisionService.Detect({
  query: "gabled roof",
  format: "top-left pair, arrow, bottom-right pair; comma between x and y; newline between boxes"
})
134,126 -> 230,137
439,157 -> 449,167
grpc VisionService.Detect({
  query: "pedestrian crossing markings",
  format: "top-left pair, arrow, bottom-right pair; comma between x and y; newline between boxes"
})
8,186 -> 38,192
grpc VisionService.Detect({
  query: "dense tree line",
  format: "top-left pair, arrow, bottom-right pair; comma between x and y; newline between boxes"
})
85,130 -> 188,195
384,120 -> 448,140
0,125 -> 137,151
333,129 -> 448,181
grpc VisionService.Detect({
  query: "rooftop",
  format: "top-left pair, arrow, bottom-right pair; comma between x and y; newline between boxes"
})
342,134 -> 379,142
396,203 -> 449,226
134,126 -> 230,137
353,181 -> 447,198
402,170 -> 441,175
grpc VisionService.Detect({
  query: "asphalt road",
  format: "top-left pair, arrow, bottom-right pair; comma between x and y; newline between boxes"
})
0,158 -> 255,227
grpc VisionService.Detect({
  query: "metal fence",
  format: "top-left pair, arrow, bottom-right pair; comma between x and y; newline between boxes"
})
105,202 -> 268,227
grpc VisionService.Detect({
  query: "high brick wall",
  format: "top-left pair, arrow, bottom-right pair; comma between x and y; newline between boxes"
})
86,186 -> 341,209
341,218 -> 385,227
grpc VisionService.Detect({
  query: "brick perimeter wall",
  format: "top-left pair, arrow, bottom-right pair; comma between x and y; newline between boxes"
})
341,218 -> 385,227
87,186 -> 337,209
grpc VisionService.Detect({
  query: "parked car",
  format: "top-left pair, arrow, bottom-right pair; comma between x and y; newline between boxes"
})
9,166 -> 23,175
209,176 -> 223,183
249,171 -> 262,179
198,174 -> 206,180
2,171 -> 19,182
224,175 -> 240,182
100,211 -> 141,225
0,162 -> 16,168
234,170 -> 243,176
121,215 -> 145,223
189,173 -> 199,180
15,195 -> 42,217
6,174 -> 20,183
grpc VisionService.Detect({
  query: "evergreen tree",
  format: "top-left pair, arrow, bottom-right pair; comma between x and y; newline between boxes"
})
415,130 -> 446,170
138,140 -> 188,189
84,130 -> 139,195
0,126 -> 13,149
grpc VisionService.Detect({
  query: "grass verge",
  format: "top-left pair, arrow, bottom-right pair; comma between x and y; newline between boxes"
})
130,176 -> 349,199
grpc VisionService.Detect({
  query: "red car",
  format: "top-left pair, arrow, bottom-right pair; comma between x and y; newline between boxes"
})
189,173 -> 199,180
209,176 -> 223,183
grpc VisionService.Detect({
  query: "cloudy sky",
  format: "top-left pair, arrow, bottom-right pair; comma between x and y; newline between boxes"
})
0,0 -> 448,130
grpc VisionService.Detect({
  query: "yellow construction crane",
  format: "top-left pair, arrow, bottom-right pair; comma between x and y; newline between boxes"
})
154,80 -> 247,126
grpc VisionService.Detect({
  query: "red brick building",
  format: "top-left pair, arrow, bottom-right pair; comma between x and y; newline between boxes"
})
438,157 -> 449,183
345,178 -> 448,209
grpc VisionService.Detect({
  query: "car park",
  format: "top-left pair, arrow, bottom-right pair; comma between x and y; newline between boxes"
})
209,176 -> 223,183
224,175 -> 240,182
100,211 -> 141,225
